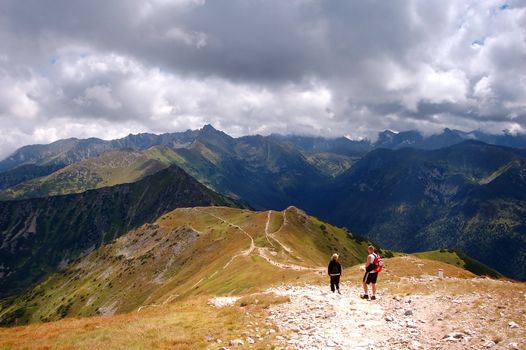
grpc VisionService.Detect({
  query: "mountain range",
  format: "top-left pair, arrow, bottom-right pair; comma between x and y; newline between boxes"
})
2,126 -> 526,175
0,125 -> 525,285
309,141 -> 526,280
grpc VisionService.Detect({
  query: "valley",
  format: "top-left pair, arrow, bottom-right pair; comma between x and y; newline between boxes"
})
0,126 -> 525,349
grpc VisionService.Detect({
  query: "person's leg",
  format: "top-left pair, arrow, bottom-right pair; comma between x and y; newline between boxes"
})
362,273 -> 369,297
336,276 -> 340,293
330,276 -> 335,292
372,283 -> 376,296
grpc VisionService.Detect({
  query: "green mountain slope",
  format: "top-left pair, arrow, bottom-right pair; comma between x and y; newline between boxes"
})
0,131 -> 199,172
0,164 -> 65,191
0,165 -> 237,299
0,147 -> 182,200
168,126 -> 329,210
412,249 -> 502,278
312,141 -> 526,280
0,206 -> 374,326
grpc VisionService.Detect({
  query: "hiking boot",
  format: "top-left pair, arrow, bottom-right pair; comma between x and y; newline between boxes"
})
370,295 -> 376,300
337,290 -> 341,295
361,294 -> 369,300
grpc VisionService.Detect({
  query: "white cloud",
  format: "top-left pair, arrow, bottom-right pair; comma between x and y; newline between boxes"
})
0,0 -> 525,158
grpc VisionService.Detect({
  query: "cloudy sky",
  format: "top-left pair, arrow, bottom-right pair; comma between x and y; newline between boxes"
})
0,0 -> 525,158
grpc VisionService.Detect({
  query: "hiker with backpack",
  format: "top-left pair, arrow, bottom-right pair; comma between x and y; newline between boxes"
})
361,245 -> 382,300
327,253 -> 342,294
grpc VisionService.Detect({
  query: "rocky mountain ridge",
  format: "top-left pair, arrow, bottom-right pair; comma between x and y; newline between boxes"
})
0,165 -> 237,298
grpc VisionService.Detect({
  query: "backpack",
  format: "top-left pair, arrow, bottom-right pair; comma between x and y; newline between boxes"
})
373,254 -> 383,273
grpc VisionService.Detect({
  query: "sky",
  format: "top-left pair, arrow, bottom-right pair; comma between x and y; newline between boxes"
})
0,0 -> 525,159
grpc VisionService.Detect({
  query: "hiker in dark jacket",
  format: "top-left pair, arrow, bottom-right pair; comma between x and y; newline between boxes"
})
328,253 -> 342,294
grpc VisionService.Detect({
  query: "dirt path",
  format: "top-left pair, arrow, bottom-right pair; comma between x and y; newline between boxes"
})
195,210 -> 255,269
257,247 -> 323,272
197,209 -> 318,272
265,210 -> 294,254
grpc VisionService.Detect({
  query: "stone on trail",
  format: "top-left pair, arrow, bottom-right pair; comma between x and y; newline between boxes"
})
404,309 -> 413,316
229,339 -> 244,346
442,332 -> 465,342
483,340 -> 496,348
508,321 -> 519,329
410,340 -> 423,349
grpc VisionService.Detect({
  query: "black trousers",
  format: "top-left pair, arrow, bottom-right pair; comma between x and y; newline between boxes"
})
330,275 -> 340,292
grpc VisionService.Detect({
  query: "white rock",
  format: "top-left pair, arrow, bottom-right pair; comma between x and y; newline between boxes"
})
209,296 -> 240,308
410,340 -> 422,349
508,321 -> 519,329
385,316 -> 394,322
246,337 -> 255,344
483,340 -> 496,348
509,342 -> 520,350
229,339 -> 244,346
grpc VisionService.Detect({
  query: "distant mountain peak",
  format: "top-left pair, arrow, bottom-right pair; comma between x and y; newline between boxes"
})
200,124 -> 221,134
196,124 -> 233,141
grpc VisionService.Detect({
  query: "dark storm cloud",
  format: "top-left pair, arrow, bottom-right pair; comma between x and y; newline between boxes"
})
0,0 -> 525,158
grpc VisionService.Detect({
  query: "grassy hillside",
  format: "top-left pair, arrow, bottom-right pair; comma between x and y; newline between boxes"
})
0,163 -> 65,191
412,250 -> 503,278
0,147 -> 184,200
0,206 -> 372,326
1,252 -> 521,349
0,166 -> 237,299
303,152 -> 355,177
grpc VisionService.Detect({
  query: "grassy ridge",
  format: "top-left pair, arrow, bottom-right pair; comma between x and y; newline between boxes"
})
412,250 -> 503,279
0,206 -> 371,326
0,147 -> 184,200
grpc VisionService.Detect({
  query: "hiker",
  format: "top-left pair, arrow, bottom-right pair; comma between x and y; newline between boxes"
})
361,245 -> 379,300
327,253 -> 342,294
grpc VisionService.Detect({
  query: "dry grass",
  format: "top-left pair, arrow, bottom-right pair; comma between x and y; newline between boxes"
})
0,296 -> 281,350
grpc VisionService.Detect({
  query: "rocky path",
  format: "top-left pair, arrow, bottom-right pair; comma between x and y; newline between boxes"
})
266,282 -> 525,350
